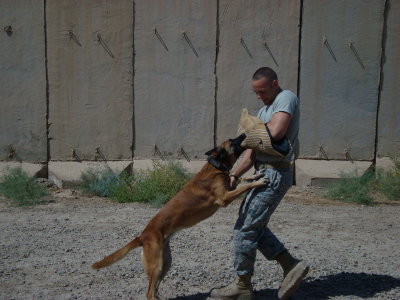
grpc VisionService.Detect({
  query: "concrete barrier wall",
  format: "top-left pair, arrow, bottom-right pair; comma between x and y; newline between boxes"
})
134,0 -> 216,159
0,0 -> 399,177
47,0 -> 133,161
299,0 -> 385,161
0,0 -> 47,162
216,0 -> 300,142
377,0 -> 400,158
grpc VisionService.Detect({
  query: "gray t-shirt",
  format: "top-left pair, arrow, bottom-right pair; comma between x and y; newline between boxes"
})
256,89 -> 300,163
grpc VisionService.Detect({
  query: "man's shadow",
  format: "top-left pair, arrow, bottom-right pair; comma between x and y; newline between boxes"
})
169,272 -> 400,300
256,272 -> 400,299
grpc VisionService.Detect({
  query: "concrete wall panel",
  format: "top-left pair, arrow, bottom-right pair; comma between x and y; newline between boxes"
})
0,0 -> 47,161
299,0 -> 384,160
47,0 -> 133,161
377,0 -> 400,157
216,0 -> 300,142
134,0 -> 216,159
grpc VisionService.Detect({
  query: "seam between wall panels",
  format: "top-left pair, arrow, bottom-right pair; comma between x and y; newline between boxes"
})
296,0 -> 304,98
293,0 -> 304,185
44,0 -> 50,168
213,0 -> 220,147
132,0 -> 136,158
374,0 -> 389,164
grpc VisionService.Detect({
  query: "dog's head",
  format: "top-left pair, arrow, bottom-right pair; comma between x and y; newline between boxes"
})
205,134 -> 246,169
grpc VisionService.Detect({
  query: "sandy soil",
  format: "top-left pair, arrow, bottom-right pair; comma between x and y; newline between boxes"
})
0,186 -> 399,300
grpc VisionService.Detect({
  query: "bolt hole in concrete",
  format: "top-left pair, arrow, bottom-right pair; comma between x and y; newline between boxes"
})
4,25 -> 12,36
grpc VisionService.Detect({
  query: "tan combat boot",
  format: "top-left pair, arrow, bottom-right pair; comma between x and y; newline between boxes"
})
210,274 -> 254,300
275,250 -> 309,300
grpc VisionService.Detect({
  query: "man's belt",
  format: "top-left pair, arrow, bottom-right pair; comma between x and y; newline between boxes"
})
255,160 -> 292,170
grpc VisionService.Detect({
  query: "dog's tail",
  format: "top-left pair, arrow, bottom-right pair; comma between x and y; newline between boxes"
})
92,237 -> 141,269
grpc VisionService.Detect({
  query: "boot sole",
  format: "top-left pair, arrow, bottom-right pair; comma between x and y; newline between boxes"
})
278,261 -> 309,300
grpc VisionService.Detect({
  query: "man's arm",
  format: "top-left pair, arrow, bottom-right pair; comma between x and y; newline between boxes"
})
266,111 -> 292,140
230,149 -> 256,188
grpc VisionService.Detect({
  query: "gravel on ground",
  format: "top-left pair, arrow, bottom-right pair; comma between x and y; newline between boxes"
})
1,186 -> 399,300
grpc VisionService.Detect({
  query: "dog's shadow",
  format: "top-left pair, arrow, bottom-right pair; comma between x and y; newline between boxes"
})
169,272 -> 400,300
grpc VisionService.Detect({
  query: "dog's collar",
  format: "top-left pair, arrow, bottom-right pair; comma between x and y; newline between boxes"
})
207,156 -> 230,172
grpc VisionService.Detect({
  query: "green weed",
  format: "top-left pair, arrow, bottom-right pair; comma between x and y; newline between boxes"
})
126,161 -> 192,207
325,157 -> 400,205
80,168 -> 121,197
80,161 -> 192,207
0,168 -> 48,206
375,157 -> 400,201
109,172 -> 136,203
324,170 -> 375,205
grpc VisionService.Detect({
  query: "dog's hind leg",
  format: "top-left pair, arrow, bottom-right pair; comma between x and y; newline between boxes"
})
150,240 -> 172,300
159,239 -> 172,283
142,238 -> 164,300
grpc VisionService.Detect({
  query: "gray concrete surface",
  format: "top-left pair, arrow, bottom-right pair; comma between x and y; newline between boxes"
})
0,1 -> 399,182
376,157 -> 396,173
134,0 -> 216,159
377,0 -> 400,157
45,159 -> 252,184
48,161 -> 133,182
133,159 -> 206,173
299,0 -> 385,160
295,159 -> 373,187
216,0 -> 300,141
48,159 -> 207,183
0,0 -> 47,161
4,157 -> 375,188
0,162 -> 44,178
47,0 -> 133,160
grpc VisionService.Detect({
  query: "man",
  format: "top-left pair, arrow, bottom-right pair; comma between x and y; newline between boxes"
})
210,67 -> 309,300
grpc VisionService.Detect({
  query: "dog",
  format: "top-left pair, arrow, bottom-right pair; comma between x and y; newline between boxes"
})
91,134 -> 268,300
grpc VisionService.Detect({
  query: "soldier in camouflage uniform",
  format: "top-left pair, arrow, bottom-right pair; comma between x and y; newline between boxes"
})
211,67 -> 309,300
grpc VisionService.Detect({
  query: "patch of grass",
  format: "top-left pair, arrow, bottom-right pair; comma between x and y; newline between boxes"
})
325,157 -> 400,205
80,161 -> 192,207
325,170 -> 375,205
0,168 -> 48,206
109,172 -> 136,203
80,168 -> 121,197
375,157 -> 400,201
128,161 -> 192,207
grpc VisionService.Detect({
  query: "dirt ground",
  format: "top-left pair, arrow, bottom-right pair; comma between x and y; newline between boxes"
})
1,186 -> 399,300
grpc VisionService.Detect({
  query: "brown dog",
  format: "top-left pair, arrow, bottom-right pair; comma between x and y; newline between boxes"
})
92,135 -> 268,300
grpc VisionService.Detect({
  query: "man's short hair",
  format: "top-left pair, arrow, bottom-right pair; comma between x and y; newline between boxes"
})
252,67 -> 278,82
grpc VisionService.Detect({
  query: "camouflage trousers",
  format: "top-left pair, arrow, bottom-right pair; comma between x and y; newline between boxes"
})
234,167 -> 293,276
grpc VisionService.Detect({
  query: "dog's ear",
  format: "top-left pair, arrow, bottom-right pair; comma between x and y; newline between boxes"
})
205,147 -> 227,160
205,147 -> 217,156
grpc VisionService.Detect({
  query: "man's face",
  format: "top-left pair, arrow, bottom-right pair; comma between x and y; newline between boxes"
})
251,77 -> 279,105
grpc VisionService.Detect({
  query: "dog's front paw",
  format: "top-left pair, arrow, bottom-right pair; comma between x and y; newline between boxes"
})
242,173 -> 264,182
254,178 -> 269,187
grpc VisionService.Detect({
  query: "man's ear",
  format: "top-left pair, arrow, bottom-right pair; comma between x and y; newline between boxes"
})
205,147 -> 217,156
